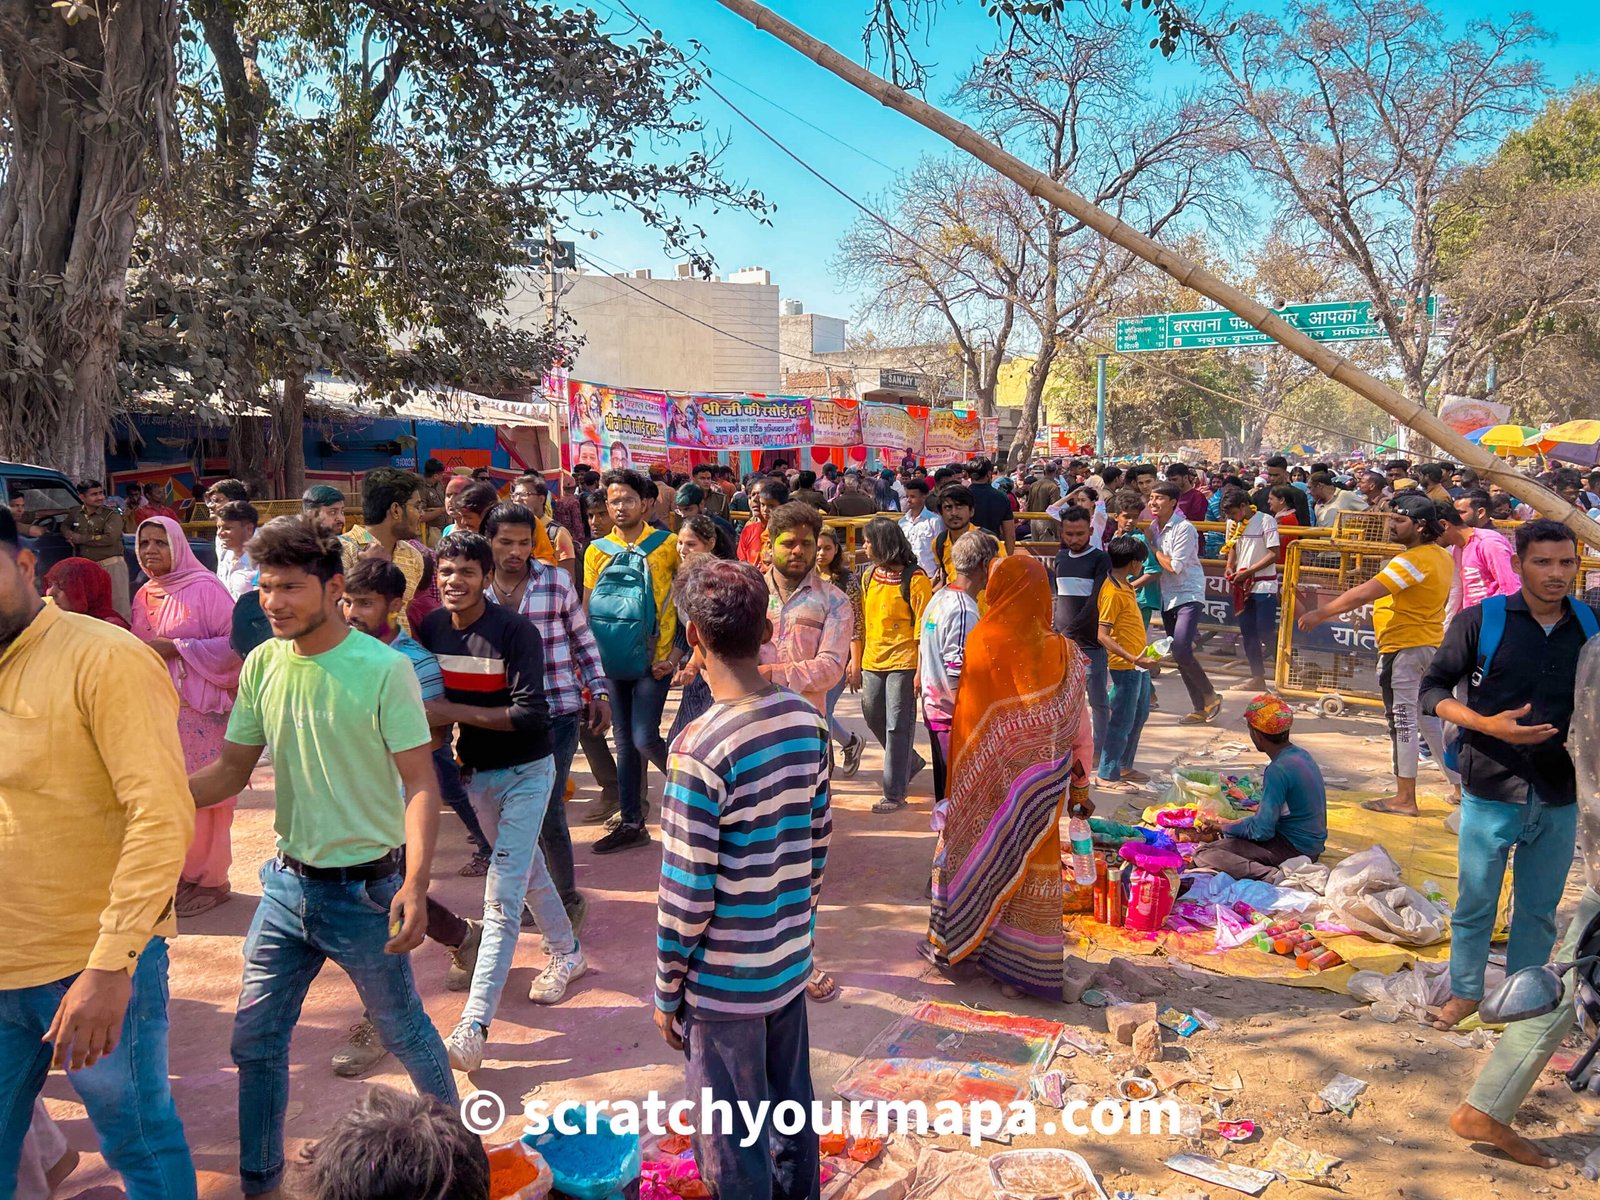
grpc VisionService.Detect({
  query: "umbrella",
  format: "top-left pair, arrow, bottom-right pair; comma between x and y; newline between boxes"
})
1466,424 -> 1541,456
1537,419 -> 1600,467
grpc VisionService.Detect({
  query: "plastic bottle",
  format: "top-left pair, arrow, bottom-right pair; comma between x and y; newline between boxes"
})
1092,855 -> 1109,923
1068,816 -> 1096,886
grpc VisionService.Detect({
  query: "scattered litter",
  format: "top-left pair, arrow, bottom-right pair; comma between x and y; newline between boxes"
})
1317,1072 -> 1368,1113
1029,1069 -> 1069,1108
1448,1029 -> 1496,1050
1175,1104 -> 1203,1137
1081,988 -> 1110,1007
1060,1028 -> 1105,1054
1216,1119 -> 1257,1143
1157,1006 -> 1202,1037
1115,1075 -> 1159,1102
989,1148 -> 1109,1200
1189,1007 -> 1221,1032
1259,1136 -> 1342,1181
1212,1070 -> 1244,1091
1164,1153 -> 1276,1196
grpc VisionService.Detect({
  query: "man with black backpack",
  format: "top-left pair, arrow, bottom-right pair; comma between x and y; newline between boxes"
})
584,468 -> 682,855
1420,519 -> 1598,1034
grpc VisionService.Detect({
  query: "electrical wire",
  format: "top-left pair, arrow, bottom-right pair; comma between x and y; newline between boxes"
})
589,0 -> 1393,450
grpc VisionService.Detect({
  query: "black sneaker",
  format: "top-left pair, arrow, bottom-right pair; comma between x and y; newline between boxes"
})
837,734 -> 865,780
593,824 -> 652,855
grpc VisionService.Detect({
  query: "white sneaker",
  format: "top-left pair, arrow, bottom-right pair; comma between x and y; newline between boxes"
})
528,947 -> 588,1005
445,1020 -> 485,1071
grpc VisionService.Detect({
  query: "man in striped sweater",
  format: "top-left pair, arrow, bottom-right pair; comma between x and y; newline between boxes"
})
653,556 -> 831,1200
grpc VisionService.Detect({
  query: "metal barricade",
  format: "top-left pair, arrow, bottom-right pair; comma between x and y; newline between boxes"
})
1274,538 -> 1388,713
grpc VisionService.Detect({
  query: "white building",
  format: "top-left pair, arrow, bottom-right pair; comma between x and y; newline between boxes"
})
504,264 -> 779,393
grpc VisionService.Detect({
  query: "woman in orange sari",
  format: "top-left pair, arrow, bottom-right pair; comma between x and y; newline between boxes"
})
928,554 -> 1093,998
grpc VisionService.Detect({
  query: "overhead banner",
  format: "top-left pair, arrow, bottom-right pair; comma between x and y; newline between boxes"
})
860,403 -> 927,453
665,393 -> 813,450
560,378 -> 987,464
811,397 -> 863,446
1437,394 -> 1510,438
924,409 -> 984,466
569,382 -> 668,471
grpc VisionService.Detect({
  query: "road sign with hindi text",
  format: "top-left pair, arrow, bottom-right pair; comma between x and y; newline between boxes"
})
1114,297 -> 1436,353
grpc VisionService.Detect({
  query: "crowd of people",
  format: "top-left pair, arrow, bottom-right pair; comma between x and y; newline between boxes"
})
2,443 -> 1598,1197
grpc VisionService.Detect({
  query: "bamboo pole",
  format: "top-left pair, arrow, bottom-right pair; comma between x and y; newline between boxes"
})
712,0 -> 1600,547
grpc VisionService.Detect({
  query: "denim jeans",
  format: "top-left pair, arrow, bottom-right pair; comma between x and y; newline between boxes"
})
683,992 -> 818,1200
232,860 -> 456,1194
538,713 -> 582,906
579,723 -> 619,808
825,673 -> 851,748
1449,791 -> 1577,1000
1097,669 -> 1151,781
1161,601 -> 1215,710
1467,885 -> 1600,1122
464,756 -> 572,1030
434,741 -> 490,856
1081,643 -> 1109,759
0,939 -> 194,1200
609,674 -> 671,825
862,669 -> 918,803
1236,591 -> 1278,680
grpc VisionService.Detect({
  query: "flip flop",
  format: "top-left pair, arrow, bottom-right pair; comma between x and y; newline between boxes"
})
176,884 -> 231,918
1361,799 -> 1420,817
872,797 -> 908,814
1095,778 -> 1138,794
806,968 -> 840,1002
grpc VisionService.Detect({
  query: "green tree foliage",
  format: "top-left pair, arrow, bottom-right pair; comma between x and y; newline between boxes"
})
123,0 -> 766,493
1437,85 -> 1600,423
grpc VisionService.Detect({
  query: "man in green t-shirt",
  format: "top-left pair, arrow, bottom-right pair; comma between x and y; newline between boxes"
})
189,515 -> 454,1199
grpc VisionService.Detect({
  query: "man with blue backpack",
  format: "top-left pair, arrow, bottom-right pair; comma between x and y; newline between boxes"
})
585,469 -> 682,855
1421,518 -> 1600,1033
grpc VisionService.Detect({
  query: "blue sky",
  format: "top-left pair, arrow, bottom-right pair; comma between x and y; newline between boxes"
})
574,1 -> 1600,329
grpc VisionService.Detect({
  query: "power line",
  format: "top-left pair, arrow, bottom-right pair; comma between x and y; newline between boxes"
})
590,0 -> 1390,450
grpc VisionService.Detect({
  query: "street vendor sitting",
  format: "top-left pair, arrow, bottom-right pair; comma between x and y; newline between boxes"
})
1190,696 -> 1327,883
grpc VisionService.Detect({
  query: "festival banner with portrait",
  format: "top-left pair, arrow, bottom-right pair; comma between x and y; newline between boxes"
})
664,393 -> 814,450
568,381 -> 668,470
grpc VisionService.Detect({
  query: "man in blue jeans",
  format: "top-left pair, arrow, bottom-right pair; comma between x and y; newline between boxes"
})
418,531 -> 581,1071
1149,482 -> 1221,725
189,515 -> 454,1198
1420,518 -> 1596,1032
1051,505 -> 1110,757
482,501 -> 612,934
0,506 -> 196,1198
584,469 -> 682,855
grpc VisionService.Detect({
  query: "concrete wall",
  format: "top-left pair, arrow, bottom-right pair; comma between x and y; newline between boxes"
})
504,269 -> 779,393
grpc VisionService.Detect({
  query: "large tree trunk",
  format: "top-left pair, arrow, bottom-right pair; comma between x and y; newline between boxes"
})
0,0 -> 176,476
275,371 -> 308,497
1006,345 -> 1058,464
229,415 -> 270,496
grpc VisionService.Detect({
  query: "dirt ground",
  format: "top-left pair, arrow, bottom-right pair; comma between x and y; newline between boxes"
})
35,669 -> 1600,1200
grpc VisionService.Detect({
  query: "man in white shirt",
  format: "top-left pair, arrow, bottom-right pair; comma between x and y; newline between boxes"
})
214,501 -> 259,600
898,479 -> 943,577
1221,488 -> 1280,691
1310,472 -> 1366,527
1150,483 -> 1220,724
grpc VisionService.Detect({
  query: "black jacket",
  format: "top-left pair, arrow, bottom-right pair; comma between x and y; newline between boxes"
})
1420,593 -> 1600,805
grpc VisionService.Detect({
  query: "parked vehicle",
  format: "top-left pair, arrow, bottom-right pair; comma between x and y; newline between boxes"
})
2,461 -> 217,581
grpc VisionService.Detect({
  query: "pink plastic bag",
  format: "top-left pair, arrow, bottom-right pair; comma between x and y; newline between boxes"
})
1120,842 -> 1183,933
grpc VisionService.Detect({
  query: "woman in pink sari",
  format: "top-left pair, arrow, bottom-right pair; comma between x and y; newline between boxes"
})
131,515 -> 241,916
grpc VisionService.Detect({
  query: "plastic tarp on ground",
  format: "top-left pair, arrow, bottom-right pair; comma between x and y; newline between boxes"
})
1067,787 -> 1502,994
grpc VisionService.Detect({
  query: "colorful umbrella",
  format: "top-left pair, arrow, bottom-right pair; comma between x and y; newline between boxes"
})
1466,424 -> 1542,456
1537,419 -> 1600,467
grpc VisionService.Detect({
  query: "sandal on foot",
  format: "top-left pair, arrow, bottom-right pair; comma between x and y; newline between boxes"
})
872,797 -> 908,814
459,853 -> 490,877
806,967 -> 840,1002
176,884 -> 231,918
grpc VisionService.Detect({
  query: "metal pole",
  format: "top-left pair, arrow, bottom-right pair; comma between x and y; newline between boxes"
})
1486,359 -> 1498,396
1095,353 -> 1108,456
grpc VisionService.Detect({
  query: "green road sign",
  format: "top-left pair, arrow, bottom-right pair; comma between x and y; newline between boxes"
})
1114,297 -> 1436,353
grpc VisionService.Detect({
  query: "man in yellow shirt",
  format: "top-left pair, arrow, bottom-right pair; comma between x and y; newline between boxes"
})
584,468 -> 682,854
0,506 -> 197,1192
340,467 -> 426,633
1298,493 -> 1458,816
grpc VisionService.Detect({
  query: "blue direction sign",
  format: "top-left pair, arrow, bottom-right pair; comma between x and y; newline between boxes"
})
1114,297 -> 1436,353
